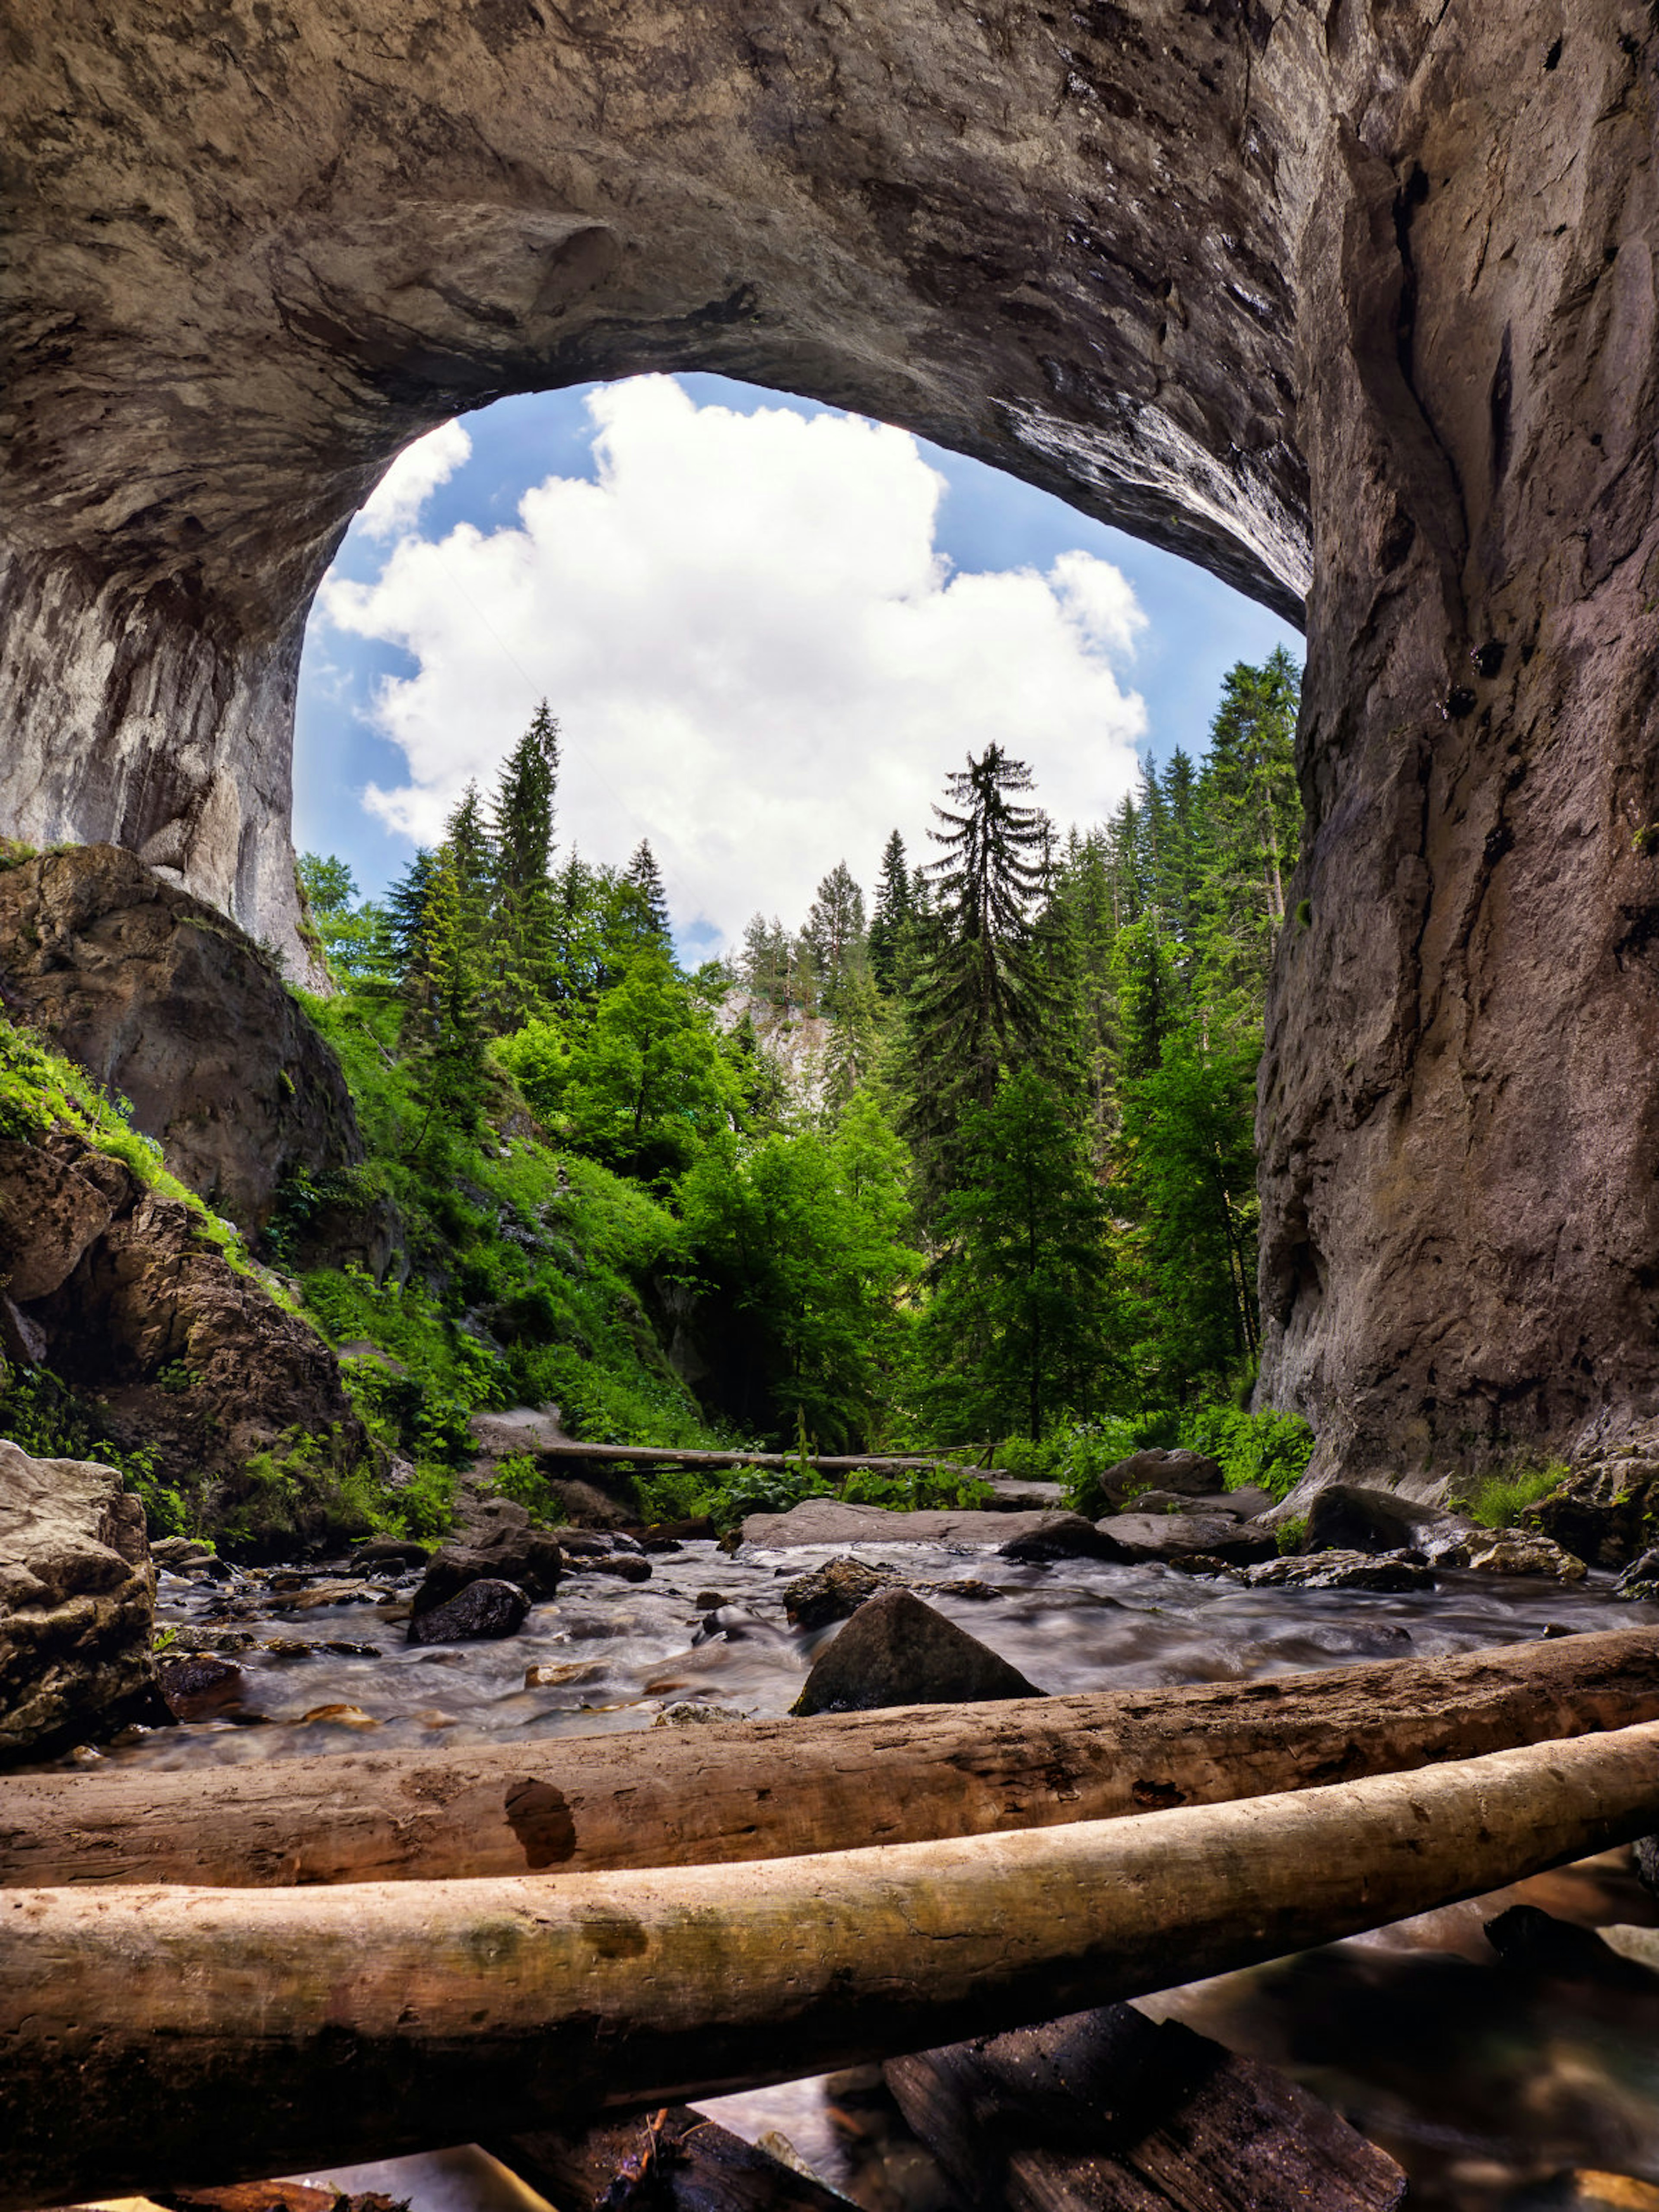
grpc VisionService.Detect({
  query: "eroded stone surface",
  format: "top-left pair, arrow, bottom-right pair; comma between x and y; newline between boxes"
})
0,1437 -> 159,1761
3,3 -> 1657,1481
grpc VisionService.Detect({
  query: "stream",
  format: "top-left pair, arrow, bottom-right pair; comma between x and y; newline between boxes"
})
48,1536 -> 1659,2212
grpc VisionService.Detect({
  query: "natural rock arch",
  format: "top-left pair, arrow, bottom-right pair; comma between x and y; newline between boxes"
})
4,0 -> 1657,1478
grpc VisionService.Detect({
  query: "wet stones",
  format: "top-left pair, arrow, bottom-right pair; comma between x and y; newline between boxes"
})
407,1577 -> 531,1646
1243,1550 -> 1435,1593
1102,1449 -> 1224,1503
1464,1530 -> 1588,1583
783,1556 -> 906,1629
1102,1513 -> 1278,1568
1524,1453 -> 1659,1570
791,1588 -> 1043,1715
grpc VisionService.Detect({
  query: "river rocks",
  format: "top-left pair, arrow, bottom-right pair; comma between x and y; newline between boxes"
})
1243,1550 -> 1435,1594
1464,1531 -> 1588,1583
0,846 -> 368,1240
783,1557 -> 906,1629
1101,1449 -> 1225,1504
1103,1513 -> 1278,1568
407,1576 -> 530,1646
791,1589 -> 1043,1715
1523,1451 -> 1659,1570
0,1436 -> 161,1761
1616,1551 -> 1659,1602
413,1529 -> 563,1615
155,1651 -> 245,1717
741,1499 -> 1114,1557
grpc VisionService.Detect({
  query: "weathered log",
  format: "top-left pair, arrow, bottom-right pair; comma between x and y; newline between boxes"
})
7,1627 -> 1659,1890
5,1724 -> 1659,2211
494,2108 -> 849,2212
884,2003 -> 1405,2212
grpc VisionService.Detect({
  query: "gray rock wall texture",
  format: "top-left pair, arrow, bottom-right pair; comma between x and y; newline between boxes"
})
3,1 -> 1656,1478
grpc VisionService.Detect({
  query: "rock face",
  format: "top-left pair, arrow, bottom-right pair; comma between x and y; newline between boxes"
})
0,1437 -> 159,1761
1525,1445 -> 1659,1570
791,1589 -> 1043,1714
0,846 -> 365,1238
3,5 -> 1658,1479
1,1126 -> 367,1535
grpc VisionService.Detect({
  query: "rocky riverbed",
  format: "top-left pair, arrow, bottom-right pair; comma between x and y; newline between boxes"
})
29,1510 -> 1659,2212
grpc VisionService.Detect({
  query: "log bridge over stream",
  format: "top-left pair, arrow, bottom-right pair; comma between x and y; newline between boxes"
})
6,1629 -> 1659,2212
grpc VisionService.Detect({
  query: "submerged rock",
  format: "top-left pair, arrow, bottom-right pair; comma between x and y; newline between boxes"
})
407,1576 -> 530,1645
791,1587 -> 1044,1714
0,1437 -> 162,1761
1243,1548 -> 1434,1592
783,1556 -> 906,1628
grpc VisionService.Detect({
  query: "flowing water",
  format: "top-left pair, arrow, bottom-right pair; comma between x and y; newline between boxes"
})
45,1536 -> 1659,2212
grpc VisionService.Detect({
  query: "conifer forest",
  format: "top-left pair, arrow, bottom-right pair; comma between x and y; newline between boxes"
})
292,648 -> 1313,1515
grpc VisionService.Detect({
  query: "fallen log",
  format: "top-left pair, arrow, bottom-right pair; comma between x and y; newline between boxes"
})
884,2002 -> 1405,2212
4,1723 -> 1659,2211
6,1627 -> 1659,1889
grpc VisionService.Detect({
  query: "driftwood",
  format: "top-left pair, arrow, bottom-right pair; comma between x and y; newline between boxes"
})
494,2109 -> 849,2212
884,2003 -> 1405,2212
5,1724 -> 1659,2210
7,1627 -> 1659,1889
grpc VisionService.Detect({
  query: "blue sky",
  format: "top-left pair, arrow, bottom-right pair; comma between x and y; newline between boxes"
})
295,374 -> 1298,956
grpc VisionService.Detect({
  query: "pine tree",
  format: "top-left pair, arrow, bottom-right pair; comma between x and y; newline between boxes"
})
901,745 -> 1063,1206
622,839 -> 673,941
802,861 -> 868,1011
868,831 -> 911,992
386,849 -> 439,978
488,702 -> 560,1030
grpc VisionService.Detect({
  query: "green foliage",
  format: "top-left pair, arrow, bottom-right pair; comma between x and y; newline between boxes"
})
1452,1460 -> 1570,1530
1178,1403 -> 1316,1500
632,1455 -> 992,1532
910,1069 -> 1119,1444
1276,1515 -> 1308,1554
0,1364 -> 194,1536
487,1449 -> 563,1522
675,1091 -> 919,1449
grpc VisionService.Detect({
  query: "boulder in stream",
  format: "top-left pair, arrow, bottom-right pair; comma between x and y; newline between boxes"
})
1304,1483 -> 1470,1558
0,1436 -> 162,1761
407,1576 -> 530,1645
791,1587 -> 1044,1714
1244,1549 -> 1434,1592
1104,1512 -> 1277,1567
1100,1447 -> 1224,1503
783,1556 -> 906,1628
741,1498 -> 1115,1556
1465,1529 -> 1588,1582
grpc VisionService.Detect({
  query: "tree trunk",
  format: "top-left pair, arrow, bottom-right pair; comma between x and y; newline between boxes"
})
5,1724 -> 1659,2211
9,1628 -> 1659,1890
884,2002 -> 1404,2212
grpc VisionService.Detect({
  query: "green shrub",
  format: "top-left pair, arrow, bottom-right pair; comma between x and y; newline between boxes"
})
1178,1405 -> 1316,1500
0,1363 -> 196,1537
1452,1461 -> 1569,1531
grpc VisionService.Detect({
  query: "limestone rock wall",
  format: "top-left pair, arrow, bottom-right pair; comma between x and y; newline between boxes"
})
3,0 -> 1657,1477
0,845 -> 363,1233
0,1437 -> 158,1764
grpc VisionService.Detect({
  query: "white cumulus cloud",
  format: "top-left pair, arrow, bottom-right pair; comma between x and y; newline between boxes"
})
356,418 -> 474,540
319,377 -> 1149,947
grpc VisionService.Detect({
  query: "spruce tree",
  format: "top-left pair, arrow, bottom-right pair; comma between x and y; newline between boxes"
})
622,839 -> 673,941
802,861 -> 868,1011
867,830 -> 911,992
488,702 -> 560,1028
901,745 -> 1062,1205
